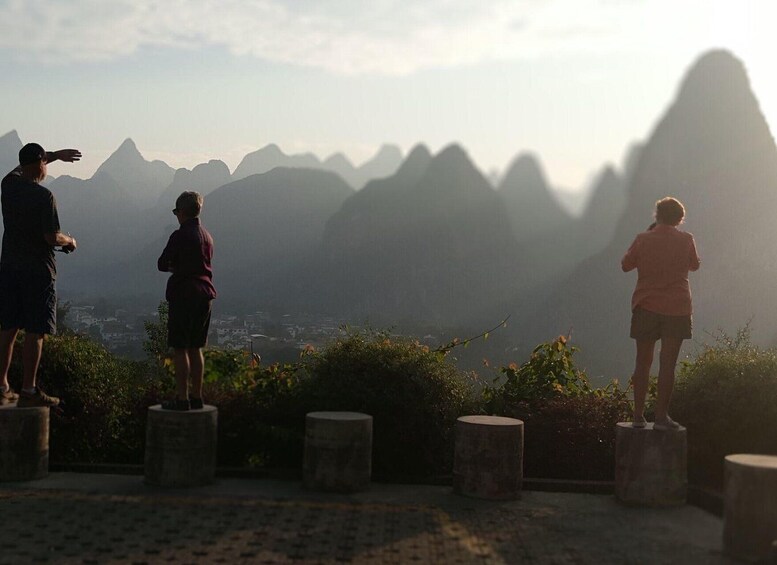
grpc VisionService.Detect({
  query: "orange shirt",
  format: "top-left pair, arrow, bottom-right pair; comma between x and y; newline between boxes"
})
621,224 -> 701,316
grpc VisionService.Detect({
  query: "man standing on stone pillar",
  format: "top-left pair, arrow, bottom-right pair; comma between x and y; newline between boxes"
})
0,143 -> 81,407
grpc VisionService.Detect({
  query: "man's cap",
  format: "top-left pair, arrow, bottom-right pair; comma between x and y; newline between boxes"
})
19,143 -> 46,166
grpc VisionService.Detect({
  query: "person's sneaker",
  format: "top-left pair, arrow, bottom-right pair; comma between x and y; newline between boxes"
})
632,416 -> 646,429
189,397 -> 204,410
0,387 -> 19,406
654,416 -> 681,431
17,388 -> 60,408
161,398 -> 190,411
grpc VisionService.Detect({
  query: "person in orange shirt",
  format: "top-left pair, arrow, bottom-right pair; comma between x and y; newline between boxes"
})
621,197 -> 701,430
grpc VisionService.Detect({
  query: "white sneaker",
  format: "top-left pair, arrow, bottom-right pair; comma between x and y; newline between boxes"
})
632,417 -> 646,428
654,416 -> 681,431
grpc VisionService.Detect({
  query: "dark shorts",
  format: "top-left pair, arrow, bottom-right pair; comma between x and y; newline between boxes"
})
0,269 -> 56,335
168,297 -> 212,349
630,307 -> 692,341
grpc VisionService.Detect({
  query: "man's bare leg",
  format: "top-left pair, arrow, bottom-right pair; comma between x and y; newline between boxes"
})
655,337 -> 684,423
188,348 -> 204,400
631,339 -> 656,422
0,328 -> 19,390
173,348 -> 190,400
22,333 -> 44,391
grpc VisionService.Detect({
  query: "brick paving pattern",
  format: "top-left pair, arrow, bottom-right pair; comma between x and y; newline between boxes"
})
0,480 -> 731,564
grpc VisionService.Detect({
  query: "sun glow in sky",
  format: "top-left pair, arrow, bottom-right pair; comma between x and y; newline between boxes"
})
0,0 -> 775,191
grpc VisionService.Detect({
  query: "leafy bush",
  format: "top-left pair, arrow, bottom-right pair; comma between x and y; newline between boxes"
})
6,333 -> 155,463
293,329 -> 480,480
485,336 -> 631,480
673,327 -> 777,489
200,350 -> 304,468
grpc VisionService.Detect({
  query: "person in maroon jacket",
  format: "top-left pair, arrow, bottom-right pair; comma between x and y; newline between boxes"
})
157,191 -> 216,411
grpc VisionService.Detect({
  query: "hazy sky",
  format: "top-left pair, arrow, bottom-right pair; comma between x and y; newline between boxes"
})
0,0 -> 774,191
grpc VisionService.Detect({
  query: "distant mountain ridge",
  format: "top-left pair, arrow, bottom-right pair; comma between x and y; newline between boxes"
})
19,47 -> 770,380
232,143 -> 404,189
0,129 -> 638,335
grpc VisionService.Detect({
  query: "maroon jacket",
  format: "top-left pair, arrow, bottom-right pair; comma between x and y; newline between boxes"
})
158,217 -> 216,302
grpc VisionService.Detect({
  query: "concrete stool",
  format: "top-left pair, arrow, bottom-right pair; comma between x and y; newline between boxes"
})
0,406 -> 49,481
303,411 -> 372,493
144,405 -> 218,487
724,454 -> 777,562
614,422 -> 687,506
453,415 -> 524,500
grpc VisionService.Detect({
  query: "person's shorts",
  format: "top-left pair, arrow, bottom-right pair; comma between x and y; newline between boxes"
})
168,297 -> 212,349
0,269 -> 56,335
630,307 -> 692,341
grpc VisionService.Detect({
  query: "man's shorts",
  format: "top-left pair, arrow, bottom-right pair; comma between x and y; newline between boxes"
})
168,297 -> 212,349
630,307 -> 692,341
0,269 -> 56,335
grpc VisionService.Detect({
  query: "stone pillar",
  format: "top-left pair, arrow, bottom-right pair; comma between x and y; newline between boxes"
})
303,411 -> 372,493
453,415 -> 524,500
0,406 -> 49,481
723,454 -> 777,562
614,422 -> 686,506
144,405 -> 218,487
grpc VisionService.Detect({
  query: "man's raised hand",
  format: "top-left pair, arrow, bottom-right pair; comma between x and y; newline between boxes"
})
51,149 -> 82,163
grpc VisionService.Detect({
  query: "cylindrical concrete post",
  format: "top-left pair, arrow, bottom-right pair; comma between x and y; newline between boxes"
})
614,422 -> 687,506
724,454 -> 777,562
144,405 -> 218,487
0,406 -> 49,481
303,411 -> 372,493
453,415 -> 524,500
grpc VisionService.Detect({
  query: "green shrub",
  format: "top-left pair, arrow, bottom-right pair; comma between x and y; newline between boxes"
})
201,350 -> 305,468
293,329 -> 479,480
485,336 -> 630,480
8,333 -> 153,463
673,327 -> 777,489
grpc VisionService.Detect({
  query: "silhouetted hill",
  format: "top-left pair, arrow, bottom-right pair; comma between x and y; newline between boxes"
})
232,144 -> 320,181
92,139 -> 175,207
311,144 -> 520,327
200,168 -> 355,310
505,165 -> 625,308
498,153 -> 573,242
576,165 -> 626,254
322,153 -> 356,186
0,130 -> 22,174
160,160 -> 231,202
517,49 -> 777,379
348,144 -> 404,189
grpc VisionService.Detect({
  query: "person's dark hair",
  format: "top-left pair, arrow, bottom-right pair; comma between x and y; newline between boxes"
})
175,191 -> 203,217
655,197 -> 685,226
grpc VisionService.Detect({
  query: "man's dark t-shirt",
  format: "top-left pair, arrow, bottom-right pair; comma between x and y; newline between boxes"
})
157,217 -> 216,302
0,168 -> 60,278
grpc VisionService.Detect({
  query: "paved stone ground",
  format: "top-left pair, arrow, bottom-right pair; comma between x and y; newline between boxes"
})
0,474 -> 731,564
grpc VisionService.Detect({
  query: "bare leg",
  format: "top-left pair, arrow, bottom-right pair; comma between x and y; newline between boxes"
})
22,333 -> 44,390
631,339 -> 656,421
0,328 -> 19,389
173,348 -> 190,400
188,348 -> 204,399
655,337 -> 683,422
